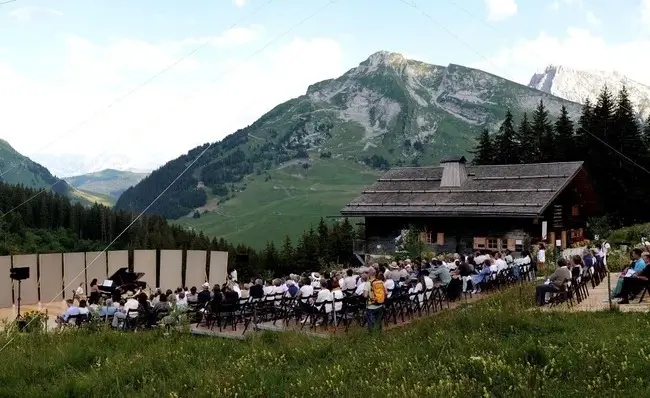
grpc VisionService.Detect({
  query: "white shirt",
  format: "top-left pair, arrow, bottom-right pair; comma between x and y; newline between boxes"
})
409,282 -> 424,302
75,286 -> 84,296
343,276 -> 357,290
423,275 -> 434,290
124,298 -> 139,317
176,297 -> 188,308
315,288 -> 332,311
537,249 -> 546,263
495,259 -> 508,272
384,279 -> 395,297
330,289 -> 343,313
78,307 -> 90,315
299,285 -> 314,301
232,284 -> 242,298
263,285 -> 274,296
355,281 -> 367,296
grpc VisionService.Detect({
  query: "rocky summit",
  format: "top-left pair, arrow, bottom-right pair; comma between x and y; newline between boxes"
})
529,65 -> 650,119
115,51 -> 581,244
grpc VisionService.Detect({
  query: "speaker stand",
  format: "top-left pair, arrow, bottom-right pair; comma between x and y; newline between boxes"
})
16,279 -> 22,319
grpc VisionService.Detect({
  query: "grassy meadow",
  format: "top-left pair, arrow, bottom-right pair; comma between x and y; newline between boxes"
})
2,284 -> 650,397
179,157 -> 379,248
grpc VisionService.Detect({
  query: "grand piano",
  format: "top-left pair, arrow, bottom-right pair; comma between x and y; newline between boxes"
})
99,267 -> 148,298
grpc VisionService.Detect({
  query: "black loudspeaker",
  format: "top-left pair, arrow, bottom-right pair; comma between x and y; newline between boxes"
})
235,254 -> 249,265
10,267 -> 30,281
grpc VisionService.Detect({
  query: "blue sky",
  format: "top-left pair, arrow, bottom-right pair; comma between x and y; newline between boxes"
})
0,0 -> 648,174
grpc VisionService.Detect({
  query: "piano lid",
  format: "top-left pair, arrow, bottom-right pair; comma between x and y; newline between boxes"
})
106,267 -> 145,286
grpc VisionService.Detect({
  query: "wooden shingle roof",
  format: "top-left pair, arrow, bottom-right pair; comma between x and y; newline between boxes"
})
341,161 -> 585,218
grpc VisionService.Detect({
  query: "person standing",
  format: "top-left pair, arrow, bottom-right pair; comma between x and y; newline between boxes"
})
363,267 -> 386,333
537,243 -> 546,272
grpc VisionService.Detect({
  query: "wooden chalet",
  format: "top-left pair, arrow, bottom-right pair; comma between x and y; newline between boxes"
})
341,156 -> 599,256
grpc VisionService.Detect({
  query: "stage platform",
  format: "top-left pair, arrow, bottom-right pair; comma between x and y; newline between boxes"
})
0,301 -> 66,330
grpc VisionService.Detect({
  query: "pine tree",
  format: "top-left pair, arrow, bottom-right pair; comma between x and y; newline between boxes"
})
575,97 -> 593,157
612,86 -> 647,223
643,118 -> 650,150
589,87 -> 616,218
516,112 -> 538,163
532,100 -> 554,162
554,105 -> 575,162
472,128 -> 494,165
492,110 -> 520,164
262,241 -> 279,272
316,217 -> 330,261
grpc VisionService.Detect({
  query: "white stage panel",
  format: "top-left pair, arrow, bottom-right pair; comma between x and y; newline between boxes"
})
63,253 -> 85,300
39,253 -> 63,302
133,250 -> 156,292
12,254 -> 38,305
209,251 -> 228,286
0,256 -> 12,308
159,250 -> 182,291
108,250 -> 128,276
185,250 -> 207,289
85,251 -> 107,294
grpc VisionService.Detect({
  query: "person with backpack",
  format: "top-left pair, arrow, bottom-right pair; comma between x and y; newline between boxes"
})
363,267 -> 386,333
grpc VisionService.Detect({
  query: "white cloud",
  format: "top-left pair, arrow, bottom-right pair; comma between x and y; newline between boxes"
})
233,0 -> 248,7
484,0 -> 517,21
585,11 -> 601,26
0,29 -> 345,175
549,0 -> 583,11
472,27 -> 650,86
641,0 -> 650,25
8,6 -> 62,22
60,26 -> 263,85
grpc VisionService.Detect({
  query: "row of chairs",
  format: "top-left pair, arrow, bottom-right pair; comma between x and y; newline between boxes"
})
196,265 -> 536,334
548,262 -> 607,308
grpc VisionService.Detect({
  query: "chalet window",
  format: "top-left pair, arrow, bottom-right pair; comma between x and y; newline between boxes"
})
487,238 -> 498,250
473,237 -> 486,249
437,233 -> 445,245
420,231 -> 434,244
500,239 -> 508,250
571,205 -> 580,216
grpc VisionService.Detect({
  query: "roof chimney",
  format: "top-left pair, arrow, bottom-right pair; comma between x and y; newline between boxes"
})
439,156 -> 468,187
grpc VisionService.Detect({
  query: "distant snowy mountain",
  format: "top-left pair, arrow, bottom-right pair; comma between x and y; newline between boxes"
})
33,153 -> 154,177
528,65 -> 650,119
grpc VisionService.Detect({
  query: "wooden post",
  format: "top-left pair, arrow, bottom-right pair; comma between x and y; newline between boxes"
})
561,231 -> 567,249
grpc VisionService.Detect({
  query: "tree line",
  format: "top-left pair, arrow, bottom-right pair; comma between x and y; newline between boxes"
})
472,86 -> 650,226
0,182 -> 357,280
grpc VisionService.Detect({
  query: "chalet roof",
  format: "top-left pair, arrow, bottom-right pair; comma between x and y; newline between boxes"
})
341,161 -> 585,218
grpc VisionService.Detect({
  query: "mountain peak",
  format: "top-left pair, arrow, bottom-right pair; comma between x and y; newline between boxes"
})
363,51 -> 407,68
528,65 -> 650,118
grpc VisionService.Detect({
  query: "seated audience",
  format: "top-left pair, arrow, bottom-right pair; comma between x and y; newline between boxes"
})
197,283 -> 211,305
56,299 -> 80,326
615,252 -> 650,304
249,279 -> 264,299
99,299 -> 118,318
535,258 -> 571,306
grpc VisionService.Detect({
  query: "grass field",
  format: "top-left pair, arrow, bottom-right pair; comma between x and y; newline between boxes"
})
178,157 -> 380,248
70,187 -> 115,207
1,284 -> 649,397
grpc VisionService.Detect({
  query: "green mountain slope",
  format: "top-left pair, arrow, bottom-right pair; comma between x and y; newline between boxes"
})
115,51 -> 582,247
0,139 -> 110,207
65,169 -> 148,202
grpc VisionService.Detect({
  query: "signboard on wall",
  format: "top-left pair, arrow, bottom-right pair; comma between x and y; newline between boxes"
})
541,221 -> 548,241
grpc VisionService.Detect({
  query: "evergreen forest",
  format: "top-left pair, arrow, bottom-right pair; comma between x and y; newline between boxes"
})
472,86 -> 650,227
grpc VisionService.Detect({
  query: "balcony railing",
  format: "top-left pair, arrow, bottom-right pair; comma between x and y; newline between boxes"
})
353,238 -> 398,255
